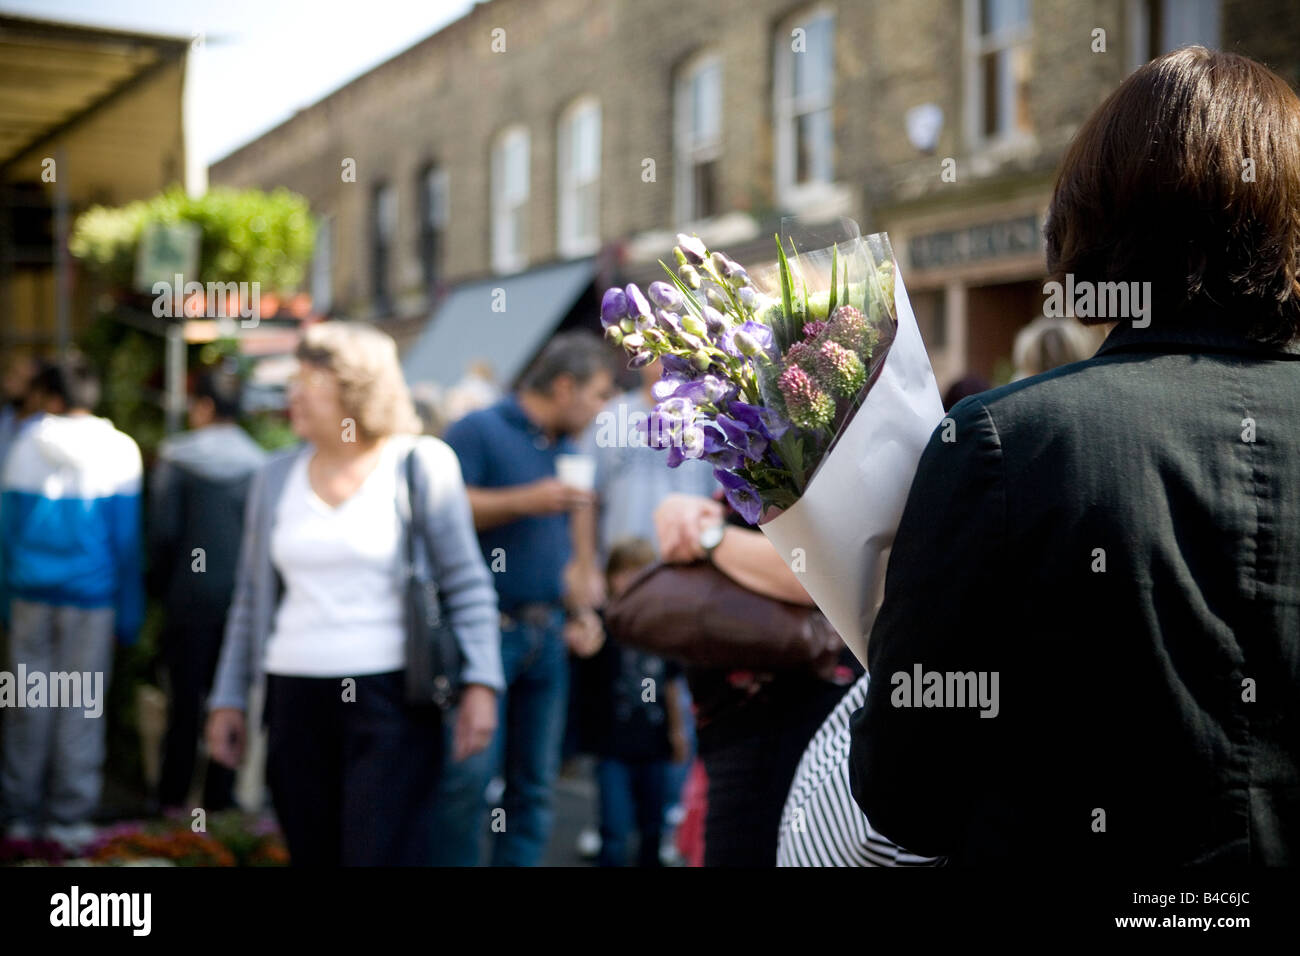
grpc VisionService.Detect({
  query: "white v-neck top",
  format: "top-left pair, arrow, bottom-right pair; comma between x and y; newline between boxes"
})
263,441 -> 406,677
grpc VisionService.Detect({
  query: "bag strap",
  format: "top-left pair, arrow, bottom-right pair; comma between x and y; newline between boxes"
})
399,442 -> 444,609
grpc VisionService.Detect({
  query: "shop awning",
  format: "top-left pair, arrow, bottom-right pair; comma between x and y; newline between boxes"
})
402,257 -> 596,389
0,15 -> 190,174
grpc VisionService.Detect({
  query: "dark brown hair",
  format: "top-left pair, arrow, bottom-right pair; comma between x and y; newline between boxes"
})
1045,47 -> 1300,345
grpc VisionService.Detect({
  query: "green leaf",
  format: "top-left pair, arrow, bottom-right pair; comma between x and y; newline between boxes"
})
775,234 -> 793,322
827,243 -> 838,316
658,260 -> 704,318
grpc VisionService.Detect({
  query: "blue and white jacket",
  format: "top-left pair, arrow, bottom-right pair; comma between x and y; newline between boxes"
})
0,413 -> 144,644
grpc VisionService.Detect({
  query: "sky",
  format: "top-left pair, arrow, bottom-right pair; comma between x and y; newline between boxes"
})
1,0 -> 477,173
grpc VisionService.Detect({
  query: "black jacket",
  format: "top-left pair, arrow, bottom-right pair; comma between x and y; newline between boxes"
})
849,321 -> 1300,865
148,424 -> 266,643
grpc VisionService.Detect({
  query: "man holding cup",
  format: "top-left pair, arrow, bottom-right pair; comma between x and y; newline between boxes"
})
432,332 -> 616,866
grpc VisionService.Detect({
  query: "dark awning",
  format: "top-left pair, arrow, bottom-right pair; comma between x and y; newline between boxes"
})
402,257 -> 595,389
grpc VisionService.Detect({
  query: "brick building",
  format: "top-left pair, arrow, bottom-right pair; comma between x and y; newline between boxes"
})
209,0 -> 1300,391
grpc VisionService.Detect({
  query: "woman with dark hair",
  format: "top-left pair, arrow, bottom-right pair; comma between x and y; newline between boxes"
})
849,47 -> 1300,865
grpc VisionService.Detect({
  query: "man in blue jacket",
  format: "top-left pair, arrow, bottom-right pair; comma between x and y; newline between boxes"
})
0,357 -> 143,850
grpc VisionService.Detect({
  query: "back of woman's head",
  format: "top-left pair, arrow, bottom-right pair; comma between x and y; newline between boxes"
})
1045,47 -> 1300,346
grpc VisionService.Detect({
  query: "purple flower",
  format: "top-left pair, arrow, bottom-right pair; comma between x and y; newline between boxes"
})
656,309 -> 681,334
759,406 -> 792,440
701,305 -> 727,338
642,409 -> 681,449
673,374 -> 735,407
675,233 -> 708,264
600,287 -> 629,327
648,281 -> 685,312
626,284 -> 653,330
723,320 -> 774,359
658,396 -> 696,424
715,469 -> 763,525
716,406 -> 769,463
737,287 -> 758,312
680,424 -> 706,460
738,320 -> 774,354
660,352 -> 703,383
702,426 -> 743,470
651,377 -> 680,402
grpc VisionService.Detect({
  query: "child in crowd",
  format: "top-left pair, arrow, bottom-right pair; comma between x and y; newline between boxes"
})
589,538 -> 686,867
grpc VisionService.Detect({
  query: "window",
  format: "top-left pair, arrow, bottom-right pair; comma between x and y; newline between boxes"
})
311,216 -> 332,315
371,182 -> 396,311
675,54 -> 723,224
966,0 -> 1032,145
1128,0 -> 1220,69
558,99 -> 601,257
418,164 -> 448,294
774,9 -> 834,203
491,126 -> 530,274
910,288 -> 947,352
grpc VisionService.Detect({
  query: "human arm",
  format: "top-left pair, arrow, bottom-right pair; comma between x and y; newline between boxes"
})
652,493 -> 814,605
847,397 -> 1007,857
108,439 -> 145,644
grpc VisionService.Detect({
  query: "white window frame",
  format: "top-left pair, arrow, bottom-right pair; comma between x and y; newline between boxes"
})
1126,0 -> 1221,72
557,97 -> 601,258
773,6 -> 836,209
675,52 -> 724,228
311,214 -> 332,315
424,165 -> 449,231
963,0 -> 1033,149
491,125 -> 530,275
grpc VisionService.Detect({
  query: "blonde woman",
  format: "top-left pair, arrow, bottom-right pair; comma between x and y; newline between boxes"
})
1011,316 -> 1100,380
205,322 -> 503,866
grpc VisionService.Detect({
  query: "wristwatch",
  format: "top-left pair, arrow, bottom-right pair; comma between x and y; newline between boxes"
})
698,522 -> 726,558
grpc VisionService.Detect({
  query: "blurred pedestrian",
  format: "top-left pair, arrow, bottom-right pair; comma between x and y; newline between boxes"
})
570,356 -> 716,861
652,492 -> 859,866
1010,316 -> 1098,380
149,364 -> 266,815
431,331 -> 616,866
205,322 -> 503,866
0,356 -> 144,850
0,354 -> 42,473
585,537 -> 686,867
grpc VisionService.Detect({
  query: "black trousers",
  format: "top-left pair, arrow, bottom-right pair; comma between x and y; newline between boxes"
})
159,618 -> 235,810
265,671 -> 444,866
699,680 -> 848,867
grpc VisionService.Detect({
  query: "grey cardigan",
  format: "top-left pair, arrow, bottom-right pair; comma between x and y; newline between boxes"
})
208,434 -> 504,712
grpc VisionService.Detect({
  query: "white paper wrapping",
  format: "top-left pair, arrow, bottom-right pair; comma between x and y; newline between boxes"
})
759,268 -> 945,666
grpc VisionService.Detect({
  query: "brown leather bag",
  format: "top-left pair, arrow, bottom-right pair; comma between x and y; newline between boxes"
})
604,560 -> 842,675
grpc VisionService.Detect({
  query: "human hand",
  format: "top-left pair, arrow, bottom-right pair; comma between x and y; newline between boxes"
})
654,494 -> 724,563
205,708 -> 246,769
564,559 -> 606,610
453,684 -> 498,761
564,608 -> 605,658
525,477 -> 594,515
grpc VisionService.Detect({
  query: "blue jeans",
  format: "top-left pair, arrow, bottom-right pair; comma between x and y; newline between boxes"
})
430,608 -> 569,866
596,758 -> 669,867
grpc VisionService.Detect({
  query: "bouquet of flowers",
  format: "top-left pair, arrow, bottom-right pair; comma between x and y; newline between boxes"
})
599,220 -> 945,663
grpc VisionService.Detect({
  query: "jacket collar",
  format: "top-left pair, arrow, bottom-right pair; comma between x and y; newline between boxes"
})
1095,321 -> 1300,359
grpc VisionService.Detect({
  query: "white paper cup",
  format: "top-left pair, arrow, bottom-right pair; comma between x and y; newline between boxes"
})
555,453 -> 596,491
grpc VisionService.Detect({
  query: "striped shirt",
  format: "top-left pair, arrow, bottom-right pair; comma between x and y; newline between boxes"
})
777,672 -> 943,867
